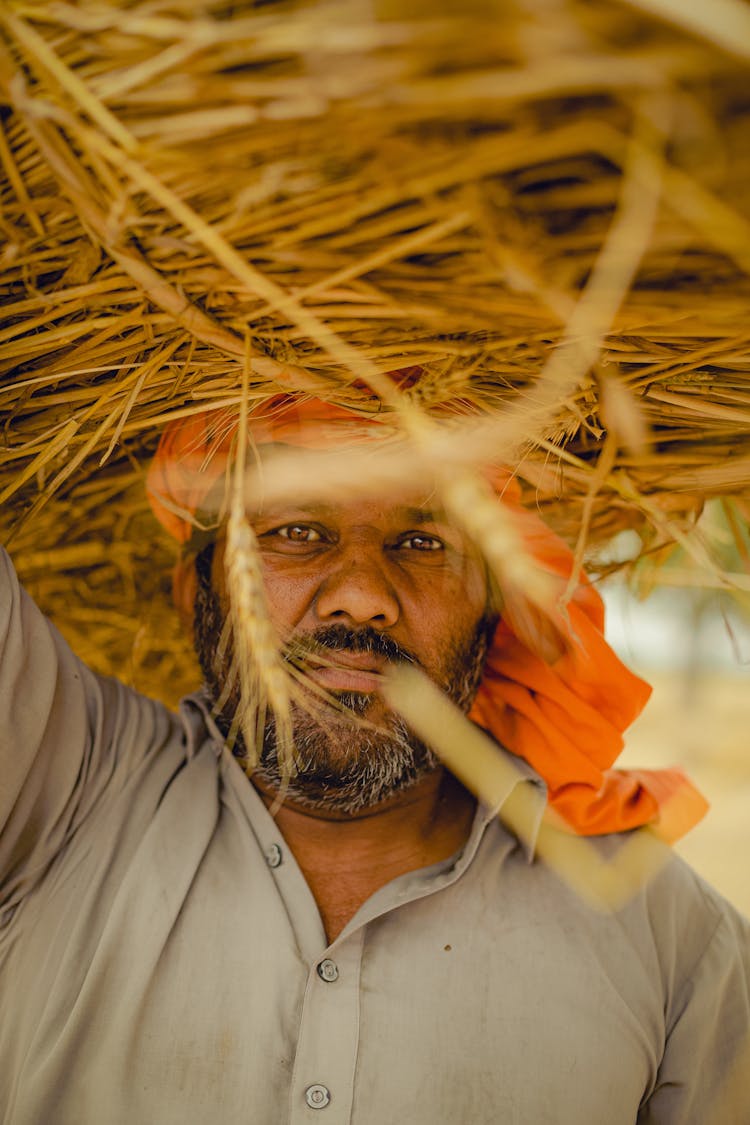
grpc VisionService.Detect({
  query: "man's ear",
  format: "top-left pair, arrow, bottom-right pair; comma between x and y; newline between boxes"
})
173,557 -> 199,629
486,570 -> 504,617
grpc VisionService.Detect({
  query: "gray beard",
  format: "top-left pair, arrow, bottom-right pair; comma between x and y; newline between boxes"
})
258,705 -> 438,813
193,543 -> 494,813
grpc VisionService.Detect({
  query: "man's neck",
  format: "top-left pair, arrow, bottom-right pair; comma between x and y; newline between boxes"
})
252,770 -> 476,943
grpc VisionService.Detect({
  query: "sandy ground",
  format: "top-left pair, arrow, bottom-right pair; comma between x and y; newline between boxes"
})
618,670 -> 750,917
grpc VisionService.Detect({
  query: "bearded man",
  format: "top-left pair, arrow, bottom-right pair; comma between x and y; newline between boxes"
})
1,394 -> 748,1124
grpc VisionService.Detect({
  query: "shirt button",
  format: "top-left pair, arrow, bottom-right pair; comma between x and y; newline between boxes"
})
316,958 -> 339,983
265,843 -> 283,868
305,1084 -> 331,1109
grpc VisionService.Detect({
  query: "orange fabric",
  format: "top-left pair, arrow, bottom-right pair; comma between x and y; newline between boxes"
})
147,398 -> 379,545
147,396 -> 708,842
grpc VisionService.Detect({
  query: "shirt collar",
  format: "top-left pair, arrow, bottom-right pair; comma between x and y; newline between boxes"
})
474,751 -> 547,863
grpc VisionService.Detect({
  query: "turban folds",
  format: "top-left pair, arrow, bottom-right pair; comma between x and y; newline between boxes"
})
148,395 -> 707,842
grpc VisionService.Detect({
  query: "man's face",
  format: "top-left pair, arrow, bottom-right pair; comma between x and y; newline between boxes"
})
195,489 -> 495,812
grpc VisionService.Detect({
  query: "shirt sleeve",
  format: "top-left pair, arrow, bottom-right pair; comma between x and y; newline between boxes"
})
638,892 -> 750,1123
0,546 -> 175,912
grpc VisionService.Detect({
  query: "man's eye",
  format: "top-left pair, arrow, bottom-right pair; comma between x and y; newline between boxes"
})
277,525 -> 322,543
399,534 -> 443,552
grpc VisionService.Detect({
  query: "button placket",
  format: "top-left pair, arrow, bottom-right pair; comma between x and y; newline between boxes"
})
288,931 -> 364,1124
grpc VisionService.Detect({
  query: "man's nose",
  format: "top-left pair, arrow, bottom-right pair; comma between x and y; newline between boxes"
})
315,553 -> 399,628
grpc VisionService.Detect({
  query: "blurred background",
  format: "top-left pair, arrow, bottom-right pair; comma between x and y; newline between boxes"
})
602,537 -> 750,914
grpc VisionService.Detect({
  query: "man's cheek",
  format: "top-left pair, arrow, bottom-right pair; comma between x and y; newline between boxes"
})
260,577 -> 309,636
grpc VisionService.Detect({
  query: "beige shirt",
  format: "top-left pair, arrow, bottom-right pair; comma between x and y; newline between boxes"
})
1,547 -> 749,1124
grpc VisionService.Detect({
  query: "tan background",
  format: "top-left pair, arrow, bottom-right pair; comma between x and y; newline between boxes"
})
619,672 -> 750,916
607,583 -> 750,917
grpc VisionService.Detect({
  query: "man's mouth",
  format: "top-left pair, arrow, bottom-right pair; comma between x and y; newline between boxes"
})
286,625 -> 413,698
306,651 -> 386,694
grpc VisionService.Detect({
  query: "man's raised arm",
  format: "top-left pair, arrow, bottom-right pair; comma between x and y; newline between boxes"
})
0,546 -> 173,917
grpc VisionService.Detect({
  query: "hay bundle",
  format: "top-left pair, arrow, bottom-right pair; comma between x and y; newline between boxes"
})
1,0 -> 749,705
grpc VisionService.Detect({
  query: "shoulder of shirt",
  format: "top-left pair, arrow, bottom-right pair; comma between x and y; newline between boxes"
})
592,829 -> 750,988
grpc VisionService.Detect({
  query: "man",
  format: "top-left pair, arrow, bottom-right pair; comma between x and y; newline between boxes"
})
1,393 -> 748,1124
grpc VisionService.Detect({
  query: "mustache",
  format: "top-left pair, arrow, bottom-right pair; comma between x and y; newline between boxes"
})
285,624 -> 417,667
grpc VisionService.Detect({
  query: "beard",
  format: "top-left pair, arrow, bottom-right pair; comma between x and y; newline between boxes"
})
193,543 -> 496,813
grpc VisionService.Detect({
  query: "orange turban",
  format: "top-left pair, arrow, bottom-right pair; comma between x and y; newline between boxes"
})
147,395 -> 707,842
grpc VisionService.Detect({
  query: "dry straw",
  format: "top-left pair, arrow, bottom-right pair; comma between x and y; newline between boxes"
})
0,0 -> 749,708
